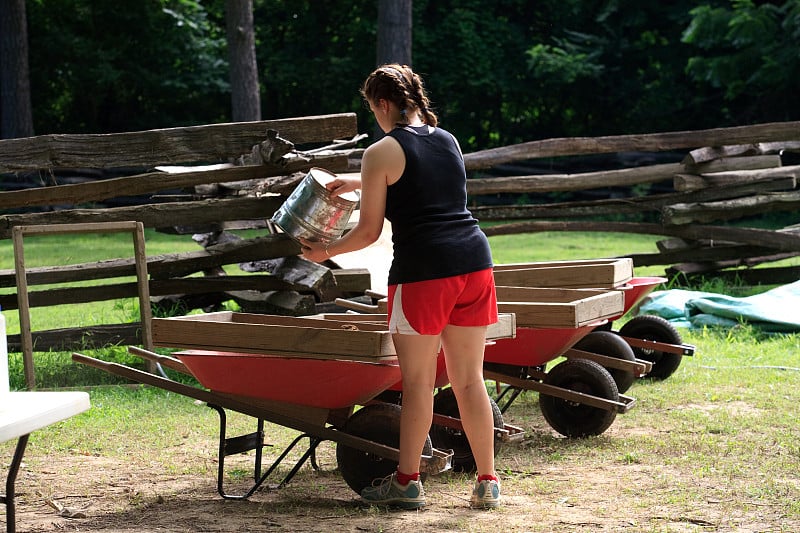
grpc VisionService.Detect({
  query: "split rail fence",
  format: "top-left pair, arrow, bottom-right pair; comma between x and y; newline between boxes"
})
2,115 -> 800,384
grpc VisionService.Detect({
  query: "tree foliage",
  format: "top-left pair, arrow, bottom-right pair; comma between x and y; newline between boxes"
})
26,0 -> 228,133
682,0 -> 800,124
16,0 -> 800,150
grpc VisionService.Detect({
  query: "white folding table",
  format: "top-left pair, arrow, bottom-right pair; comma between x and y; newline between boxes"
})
1,392 -> 90,533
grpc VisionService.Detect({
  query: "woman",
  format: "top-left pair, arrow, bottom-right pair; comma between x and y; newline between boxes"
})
300,64 -> 500,510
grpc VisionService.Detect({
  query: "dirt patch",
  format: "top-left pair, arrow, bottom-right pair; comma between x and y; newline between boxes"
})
7,425 -> 797,533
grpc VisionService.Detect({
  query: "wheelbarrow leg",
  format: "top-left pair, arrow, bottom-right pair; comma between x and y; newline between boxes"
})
494,385 -> 524,414
211,404 -> 269,500
274,434 -> 324,488
209,404 -> 325,500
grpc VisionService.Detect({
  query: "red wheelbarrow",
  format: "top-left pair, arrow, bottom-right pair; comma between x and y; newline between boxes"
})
335,285 -> 644,444
72,312 -> 466,499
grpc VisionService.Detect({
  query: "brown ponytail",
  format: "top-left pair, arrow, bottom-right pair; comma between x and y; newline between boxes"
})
361,64 -> 438,127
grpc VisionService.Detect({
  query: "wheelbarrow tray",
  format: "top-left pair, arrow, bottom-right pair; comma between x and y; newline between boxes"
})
495,286 -> 625,328
152,312 -> 396,361
173,350 -> 402,409
610,276 -> 667,321
484,323 -> 598,367
309,312 -> 517,392
493,258 -> 633,289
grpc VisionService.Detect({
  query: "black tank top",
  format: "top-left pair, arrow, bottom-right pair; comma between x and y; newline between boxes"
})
384,125 -> 493,285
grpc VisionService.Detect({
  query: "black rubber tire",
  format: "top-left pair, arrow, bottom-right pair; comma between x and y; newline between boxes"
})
373,389 -> 402,404
539,358 -> 619,438
336,403 -> 432,494
619,315 -> 684,380
429,387 -> 505,472
573,330 -> 637,394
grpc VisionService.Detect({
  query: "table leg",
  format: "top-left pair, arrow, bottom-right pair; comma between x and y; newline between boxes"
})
2,434 -> 30,533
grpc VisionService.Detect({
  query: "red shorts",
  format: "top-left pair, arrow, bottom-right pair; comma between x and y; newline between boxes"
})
387,268 -> 498,335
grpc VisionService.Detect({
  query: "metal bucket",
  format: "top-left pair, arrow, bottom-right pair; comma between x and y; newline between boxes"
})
271,167 -> 359,244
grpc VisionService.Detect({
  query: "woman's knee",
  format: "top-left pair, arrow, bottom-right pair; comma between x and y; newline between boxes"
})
448,375 -> 487,398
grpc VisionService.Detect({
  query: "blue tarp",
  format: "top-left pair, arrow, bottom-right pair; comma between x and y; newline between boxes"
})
637,280 -> 800,332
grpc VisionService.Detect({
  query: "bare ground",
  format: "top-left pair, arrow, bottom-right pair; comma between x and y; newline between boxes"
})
6,419 -> 797,533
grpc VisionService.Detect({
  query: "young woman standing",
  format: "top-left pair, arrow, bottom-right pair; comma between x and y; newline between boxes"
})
300,63 -> 501,510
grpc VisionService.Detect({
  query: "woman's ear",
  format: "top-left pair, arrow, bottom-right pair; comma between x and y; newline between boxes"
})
377,98 -> 390,115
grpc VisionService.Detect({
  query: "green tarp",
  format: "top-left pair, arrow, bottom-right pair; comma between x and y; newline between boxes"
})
638,280 -> 800,332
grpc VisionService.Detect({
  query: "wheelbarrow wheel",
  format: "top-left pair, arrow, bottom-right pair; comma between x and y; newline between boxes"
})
336,402 -> 432,494
573,330 -> 637,394
429,387 -> 505,473
618,315 -> 683,380
540,358 -> 619,438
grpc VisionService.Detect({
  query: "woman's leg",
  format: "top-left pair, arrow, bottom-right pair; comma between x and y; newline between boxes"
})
391,332 -> 442,475
440,324 -> 496,477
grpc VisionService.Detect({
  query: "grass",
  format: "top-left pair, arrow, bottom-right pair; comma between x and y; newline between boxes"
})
2,229 -> 800,530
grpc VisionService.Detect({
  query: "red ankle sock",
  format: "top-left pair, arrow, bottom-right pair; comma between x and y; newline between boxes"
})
477,474 -> 499,483
396,470 -> 420,486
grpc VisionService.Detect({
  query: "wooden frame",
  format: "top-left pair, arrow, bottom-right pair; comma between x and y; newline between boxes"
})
493,258 -> 634,289
13,221 -> 153,389
495,286 -> 625,328
151,311 -> 517,362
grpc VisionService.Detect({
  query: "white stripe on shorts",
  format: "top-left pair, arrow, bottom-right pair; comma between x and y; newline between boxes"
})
388,284 -> 421,334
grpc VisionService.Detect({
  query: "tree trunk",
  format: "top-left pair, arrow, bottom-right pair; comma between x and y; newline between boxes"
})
376,0 -> 413,66
0,0 -> 35,138
226,0 -> 261,121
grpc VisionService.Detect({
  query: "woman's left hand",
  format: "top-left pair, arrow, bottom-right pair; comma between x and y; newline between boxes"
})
298,238 -> 329,263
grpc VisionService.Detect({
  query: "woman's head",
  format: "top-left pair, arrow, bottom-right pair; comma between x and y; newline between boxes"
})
361,64 -> 438,127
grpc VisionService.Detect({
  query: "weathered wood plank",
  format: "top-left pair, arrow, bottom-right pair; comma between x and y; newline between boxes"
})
470,177 -> 796,221
0,113 -> 358,171
463,121 -> 800,171
466,162 -> 681,195
482,220 -> 800,252
330,268 -> 372,294
662,191 -> 800,225
666,252 -> 800,275
0,152 -> 348,209
5,324 -> 143,353
227,290 -> 317,316
674,165 -> 800,192
0,275 -> 318,311
627,246 -> 799,267
0,234 -> 299,288
684,154 -> 782,174
0,196 -> 285,239
668,265 -> 800,286
683,141 -> 800,165
239,255 -> 339,301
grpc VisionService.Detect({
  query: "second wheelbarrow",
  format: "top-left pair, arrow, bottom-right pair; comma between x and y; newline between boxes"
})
600,276 -> 696,380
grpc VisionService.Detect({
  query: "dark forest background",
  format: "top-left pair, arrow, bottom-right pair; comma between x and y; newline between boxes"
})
4,0 -> 800,151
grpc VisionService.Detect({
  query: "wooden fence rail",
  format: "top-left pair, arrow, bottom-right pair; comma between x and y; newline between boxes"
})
2,116 -> 800,363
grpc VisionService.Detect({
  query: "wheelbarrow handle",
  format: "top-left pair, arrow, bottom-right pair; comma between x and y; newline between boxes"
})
127,346 -> 191,375
365,290 -> 387,300
334,298 -> 380,313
